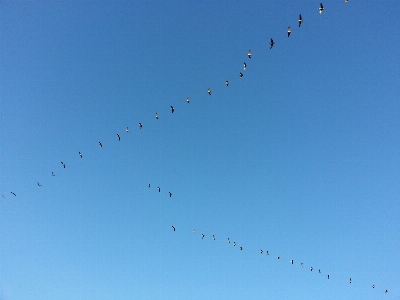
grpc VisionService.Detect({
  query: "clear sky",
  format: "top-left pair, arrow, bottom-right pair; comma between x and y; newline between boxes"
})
1,1 -> 399,299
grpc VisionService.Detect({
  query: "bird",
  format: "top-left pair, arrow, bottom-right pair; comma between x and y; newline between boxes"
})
243,62 -> 247,70
225,80 -> 229,86
269,38 -> 275,49
319,3 -> 324,14
155,112 -> 158,119
117,134 -> 120,141
247,50 -> 251,58
186,97 -> 190,103
233,242 -> 236,247
170,106 -> 174,113
148,184 -> 150,188
61,162 -> 66,168
239,72 -> 243,79
192,229 -> 196,233
51,172 -> 55,176
172,226 -> 175,231
157,187 -> 160,192
265,250 -> 269,256
37,182 -> 42,186
212,235 -> 215,240
318,269 -> 321,274
139,123 -> 143,129
1,195 -> 5,198
345,0 -> 348,2
79,151 -> 82,158
99,142 -> 102,148
310,267 -> 313,271
239,246 -> 243,251
328,275 -> 330,279
260,249 -> 263,254
300,263 -> 304,267
168,192 -> 172,197
372,285 -> 375,289
385,290 -> 388,293
208,88 -> 211,95
349,278 -> 352,283
11,192 -> 16,196
126,127 -> 129,133
298,14 -> 303,27
277,256 -> 280,260
290,259 -> 294,264
201,234 -> 205,239
227,238 -> 230,243
288,26 -> 291,37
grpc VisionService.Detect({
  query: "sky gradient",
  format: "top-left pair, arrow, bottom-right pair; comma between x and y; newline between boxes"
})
1,1 -> 400,299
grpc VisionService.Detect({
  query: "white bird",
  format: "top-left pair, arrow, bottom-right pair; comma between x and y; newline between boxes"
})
243,62 -> 247,70
319,3 -> 324,14
186,97 -> 190,103
247,50 -> 251,58
155,112 -> 158,119
208,88 -> 211,95
192,229 -> 196,233
310,267 -> 313,271
212,235 -> 215,240
225,80 -> 229,86
233,242 -> 236,247
227,238 -> 230,243
201,234 -> 205,239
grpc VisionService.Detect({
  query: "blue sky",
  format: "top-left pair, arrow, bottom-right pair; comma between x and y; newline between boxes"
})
1,1 -> 399,299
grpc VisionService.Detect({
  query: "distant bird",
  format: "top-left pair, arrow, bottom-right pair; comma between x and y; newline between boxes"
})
172,226 -> 175,231
168,192 -> 172,197
260,249 -> 263,254
319,3 -> 324,14
287,26 -> 291,37
52,172 -> 55,176
155,112 -> 158,119
148,184 -> 150,188
233,242 -> 236,247
37,182 -> 42,186
126,127 -> 129,133
243,62 -> 247,70
318,269 -> 321,274
270,38 -> 275,49
99,142 -> 102,148
79,151 -> 82,158
208,88 -> 211,95
349,278 -> 352,284
117,134 -> 120,141
227,238 -> 230,243
225,80 -> 229,86
212,235 -> 215,240
11,192 -> 16,196
201,234 -> 205,239
239,72 -> 243,79
139,123 -> 143,129
298,14 -> 303,27
290,259 -> 294,264
328,275 -> 330,279
1,195 -> 5,198
170,106 -> 174,113
61,162 -> 66,168
300,263 -> 304,267
186,97 -> 190,103
345,0 -> 348,2
277,256 -> 280,260
265,251 -> 269,256
157,187 -> 160,192
385,290 -> 388,294
372,285 -> 375,289
239,246 -> 243,251
192,229 -> 196,233
310,267 -> 313,271
247,50 -> 251,59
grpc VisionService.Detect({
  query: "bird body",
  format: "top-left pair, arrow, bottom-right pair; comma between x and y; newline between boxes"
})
201,234 -> 205,239
225,80 -> 229,86
212,235 -> 215,240
172,226 -> 175,231
99,142 -> 102,148
11,192 -> 16,196
208,88 -> 211,95
157,187 -> 160,192
243,62 -> 247,70
319,3 -> 324,14
186,97 -> 190,103
299,14 -> 303,27
350,278 -> 352,283
170,106 -> 174,113
139,123 -> 142,129
288,26 -> 291,37
79,151 -> 82,158
52,172 -> 55,176
169,192 -> 172,197
117,134 -> 120,141
37,182 -> 42,186
239,72 -> 243,79
155,112 -> 158,119
290,259 -> 294,264
61,162 -> 66,168
148,184 -> 150,188
247,50 -> 251,58
126,127 -> 129,133
270,38 -> 275,49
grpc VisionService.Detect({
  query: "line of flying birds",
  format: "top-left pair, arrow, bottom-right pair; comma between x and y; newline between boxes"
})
2,0 -> 391,296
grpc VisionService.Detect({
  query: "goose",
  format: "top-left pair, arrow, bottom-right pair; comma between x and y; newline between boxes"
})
212,235 -> 215,240
265,250 -> 269,256
233,242 -> 236,247
201,234 -> 205,239
126,127 -> 129,133
227,238 -> 230,243
239,72 -> 243,79
310,267 -> 313,271
298,14 -> 303,27
239,246 -> 243,251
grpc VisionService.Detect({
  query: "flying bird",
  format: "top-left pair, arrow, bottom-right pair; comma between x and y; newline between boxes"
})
247,50 -> 251,58
372,285 -> 375,289
239,72 -> 243,79
79,152 -> 82,158
349,278 -> 352,284
52,172 -> 55,176
319,3 -> 324,14
37,182 -> 42,186
277,256 -> 280,260
298,14 -> 303,27
61,162 -> 66,168
290,259 -> 294,264
300,263 -> 304,267
328,275 -> 330,279
233,242 -> 236,247
239,246 -> 243,251
385,290 -> 388,293
1,195 -> 5,198
265,251 -> 269,256
227,238 -> 230,243
345,0 -> 348,2
11,192 -> 16,196
208,88 -> 211,95
155,112 -> 159,119
168,192 -> 172,197
192,229 -> 196,233
186,97 -> 190,103
139,123 -> 143,129
310,267 -> 313,271
126,127 -> 129,133
243,62 -> 247,70
172,226 -> 175,231
148,184 -> 150,188
201,234 -> 205,239
99,142 -> 102,148
225,80 -> 229,86
117,134 -> 120,141
288,26 -> 291,37
157,187 -> 160,192
212,235 -> 215,240
170,106 -> 174,113
270,38 -> 275,49
260,249 -> 263,254
318,269 -> 321,274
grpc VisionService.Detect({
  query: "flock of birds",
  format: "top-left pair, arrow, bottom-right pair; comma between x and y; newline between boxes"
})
1,1 -> 393,296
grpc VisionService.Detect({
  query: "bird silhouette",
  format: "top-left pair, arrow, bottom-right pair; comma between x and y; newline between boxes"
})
172,226 -> 175,231
265,251 -> 269,256
310,267 -> 313,271
277,256 -> 280,260
227,238 -> 230,243
270,38 -> 275,49
350,278 -> 352,283
260,249 -> 263,254
11,192 -> 16,196
79,152 -> 82,158
186,97 -> 190,103
148,184 -> 150,188
239,72 -> 243,79
126,127 -> 129,133
37,182 -> 42,186
139,123 -> 143,129
208,88 -> 211,95
61,162 -> 66,168
168,192 -> 172,197
328,275 -> 330,279
52,172 -> 55,176
99,142 -> 102,148
290,259 -> 294,264
117,134 -> 120,141
155,112 -> 158,119
385,290 -> 388,294
318,269 -> 321,274
319,3 -> 324,14
201,234 -> 205,239
212,235 -> 215,240
192,229 -> 196,233
225,80 -> 229,86
247,50 -> 251,58
299,14 -> 303,27
157,187 -> 160,192
239,246 -> 243,251
170,106 -> 174,113
372,285 -> 375,289
233,242 -> 236,247
243,62 -> 247,70
288,26 -> 291,37
300,263 -> 304,267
